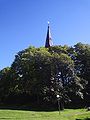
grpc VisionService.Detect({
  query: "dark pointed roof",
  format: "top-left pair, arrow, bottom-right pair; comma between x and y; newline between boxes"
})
45,22 -> 53,48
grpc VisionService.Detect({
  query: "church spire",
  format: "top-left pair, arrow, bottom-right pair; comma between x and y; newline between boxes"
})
45,22 -> 53,48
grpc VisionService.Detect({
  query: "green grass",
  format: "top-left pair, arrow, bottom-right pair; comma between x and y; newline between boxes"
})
0,109 -> 90,120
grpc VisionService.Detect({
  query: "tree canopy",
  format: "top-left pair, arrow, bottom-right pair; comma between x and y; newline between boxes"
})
0,43 -> 90,108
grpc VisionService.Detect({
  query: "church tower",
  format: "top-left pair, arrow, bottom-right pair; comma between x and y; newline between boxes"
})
45,22 -> 53,48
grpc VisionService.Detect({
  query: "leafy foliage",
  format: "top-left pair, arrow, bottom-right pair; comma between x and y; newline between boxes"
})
0,43 -> 90,108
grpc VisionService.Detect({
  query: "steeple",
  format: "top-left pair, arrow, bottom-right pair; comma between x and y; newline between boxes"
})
45,22 -> 53,48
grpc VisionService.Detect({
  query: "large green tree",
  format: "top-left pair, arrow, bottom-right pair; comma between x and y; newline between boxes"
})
1,44 -> 89,108
0,67 -> 11,103
73,43 -> 90,106
10,46 -> 83,108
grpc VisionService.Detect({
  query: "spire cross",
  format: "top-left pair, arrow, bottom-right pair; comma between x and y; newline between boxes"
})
48,21 -> 50,25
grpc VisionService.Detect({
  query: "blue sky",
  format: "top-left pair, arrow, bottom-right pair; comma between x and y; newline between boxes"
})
0,0 -> 90,69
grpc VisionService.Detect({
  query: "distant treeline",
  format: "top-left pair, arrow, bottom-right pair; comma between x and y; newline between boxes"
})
0,42 -> 90,109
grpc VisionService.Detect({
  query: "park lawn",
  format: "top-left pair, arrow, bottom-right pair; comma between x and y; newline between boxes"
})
0,109 -> 90,120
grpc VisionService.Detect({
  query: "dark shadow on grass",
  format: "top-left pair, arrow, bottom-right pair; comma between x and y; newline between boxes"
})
76,118 -> 90,120
0,103 -> 58,112
0,118 -> 13,119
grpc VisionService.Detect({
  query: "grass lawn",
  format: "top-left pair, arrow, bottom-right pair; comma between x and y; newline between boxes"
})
0,109 -> 90,120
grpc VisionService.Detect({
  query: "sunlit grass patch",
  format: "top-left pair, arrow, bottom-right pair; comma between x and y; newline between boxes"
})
0,109 -> 89,120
